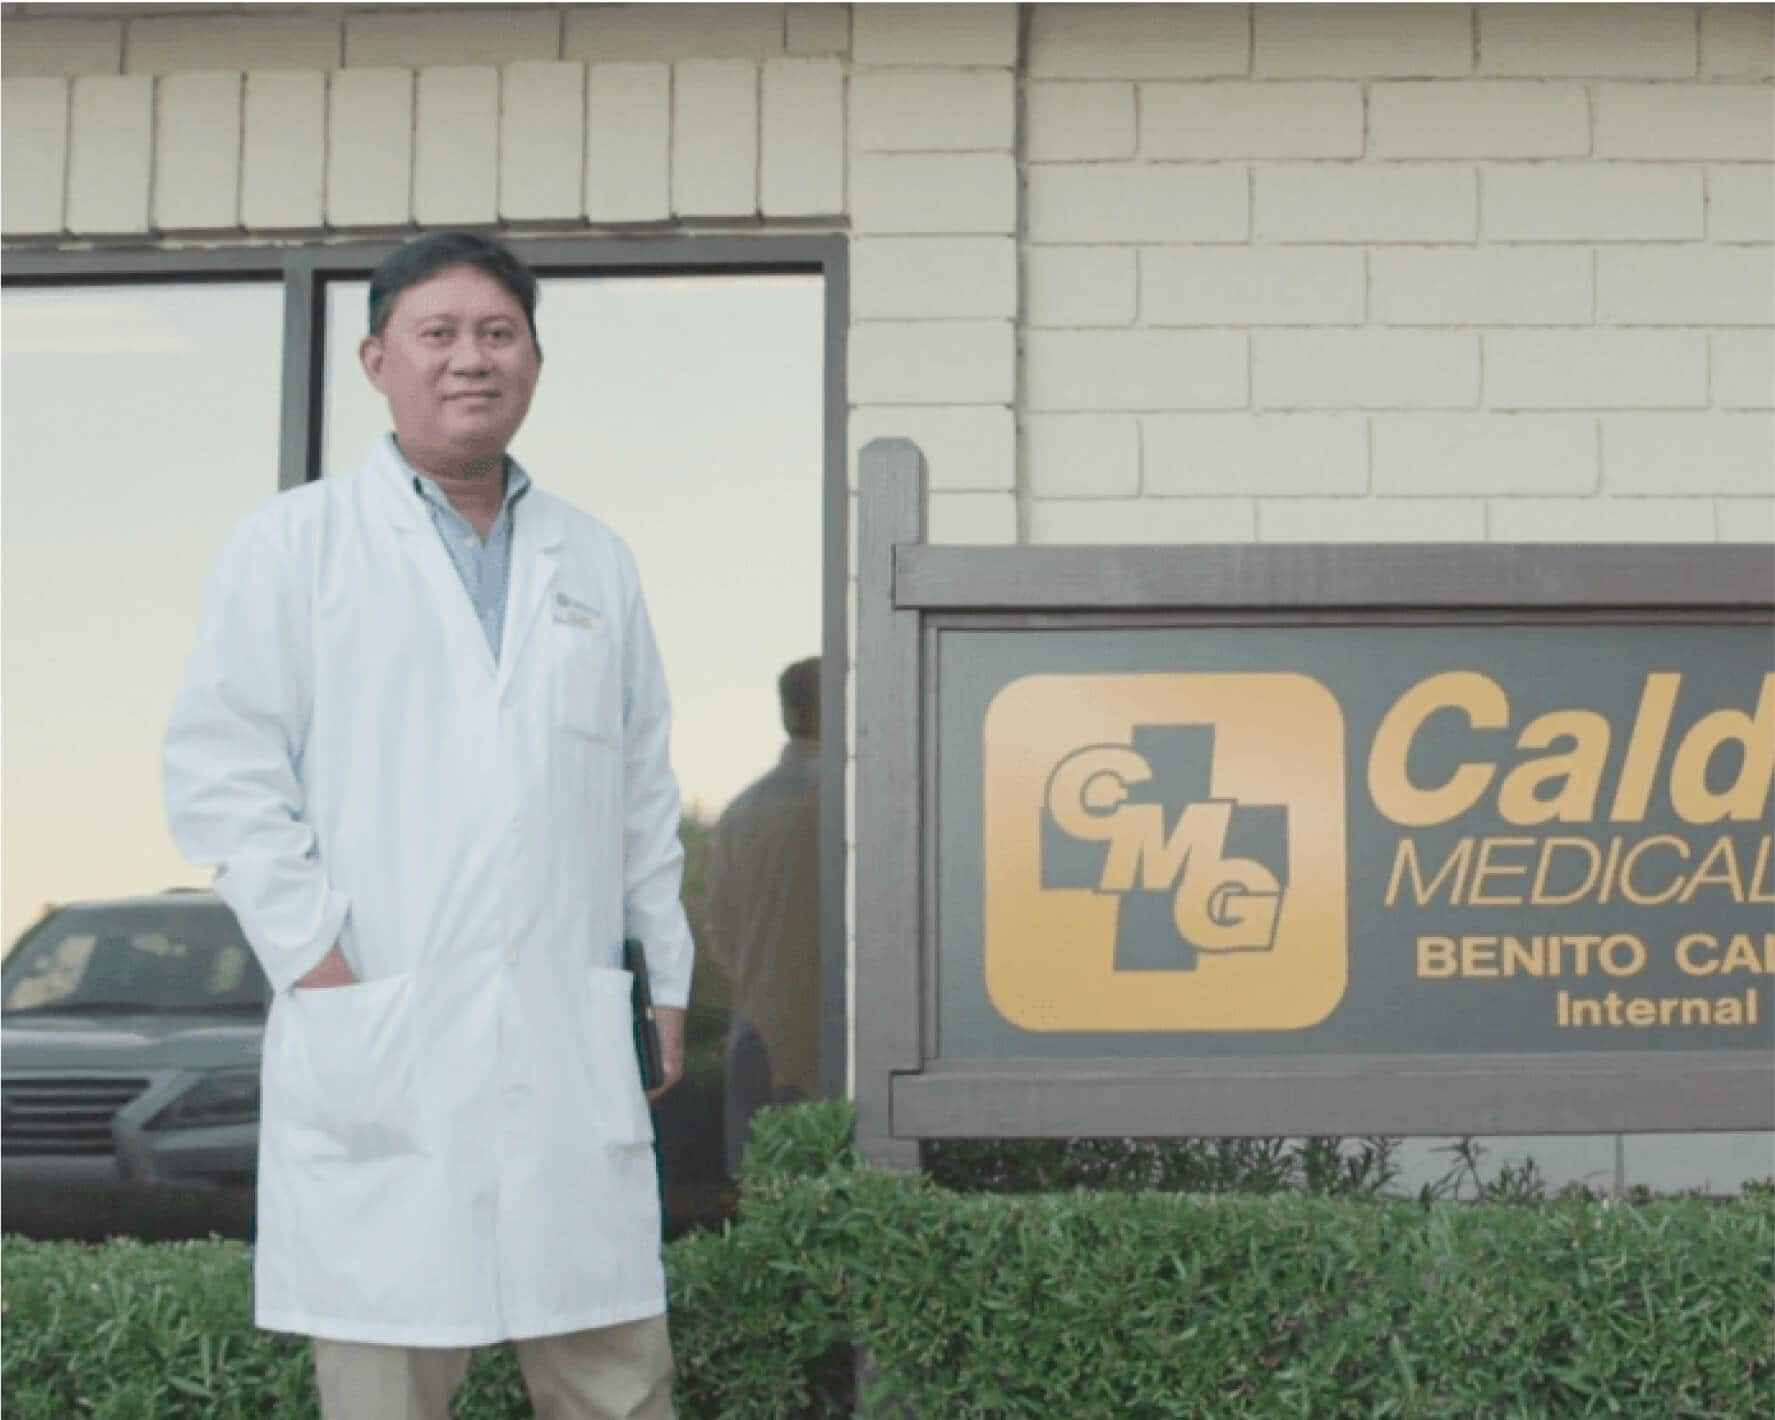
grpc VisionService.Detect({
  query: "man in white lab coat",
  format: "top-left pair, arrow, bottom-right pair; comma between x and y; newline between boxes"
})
164,232 -> 692,1420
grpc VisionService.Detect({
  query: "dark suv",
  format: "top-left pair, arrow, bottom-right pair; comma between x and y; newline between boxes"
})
2,893 -> 265,1238
2,893 -> 734,1240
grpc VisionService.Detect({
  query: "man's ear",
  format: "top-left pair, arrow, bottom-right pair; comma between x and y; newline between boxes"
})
359,335 -> 386,391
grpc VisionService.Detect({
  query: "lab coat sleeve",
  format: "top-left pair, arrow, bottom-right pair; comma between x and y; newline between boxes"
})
162,511 -> 349,995
620,569 -> 695,1009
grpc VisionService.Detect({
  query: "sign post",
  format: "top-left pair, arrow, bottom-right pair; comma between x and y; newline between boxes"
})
853,438 -> 1775,1163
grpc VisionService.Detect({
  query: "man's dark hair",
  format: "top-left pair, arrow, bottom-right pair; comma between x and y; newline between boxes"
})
367,232 -> 539,341
779,658 -> 820,741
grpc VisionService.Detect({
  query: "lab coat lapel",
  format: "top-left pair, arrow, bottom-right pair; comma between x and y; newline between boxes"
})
365,438 -> 498,683
497,491 -> 565,703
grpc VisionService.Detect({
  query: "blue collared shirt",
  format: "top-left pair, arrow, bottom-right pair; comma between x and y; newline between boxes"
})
401,445 -> 533,662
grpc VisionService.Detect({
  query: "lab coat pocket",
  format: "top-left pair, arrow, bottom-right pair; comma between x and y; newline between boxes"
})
282,973 -> 424,1159
581,967 -> 654,1145
554,630 -> 616,747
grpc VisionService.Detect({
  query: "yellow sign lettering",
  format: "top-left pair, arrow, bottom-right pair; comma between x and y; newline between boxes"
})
1368,673 -> 1507,828
1668,674 -> 1774,824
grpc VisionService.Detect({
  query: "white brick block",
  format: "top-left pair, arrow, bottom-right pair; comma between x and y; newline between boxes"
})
761,58 -> 843,217
1599,248 -> 1775,326
1704,4 -> 1775,79
242,71 -> 324,230
851,154 -> 1015,234
66,75 -> 150,235
850,70 -> 1013,153
928,493 -> 1017,546
499,63 -> 585,221
413,68 -> 498,225
1027,247 -> 1137,327
1144,415 -> 1368,496
1603,415 -> 1775,495
1484,165 -> 1703,240
1259,497 -> 1486,542
1479,5 -> 1697,77
566,5 -> 784,61
849,321 -> 1015,404
1710,165 -> 1775,242
2,78 -> 67,235
1713,332 -> 1775,408
672,60 -> 759,218
787,5 -> 850,56
1032,498 -> 1256,544
1373,415 -> 1597,496
849,407 -> 1015,492
1717,499 -> 1775,540
326,69 -> 413,228
852,4 -> 1018,66
1596,85 -> 1775,161
1143,83 -> 1363,158
347,9 -> 559,68
2,19 -> 121,76
1256,164 -> 1475,242
1486,499 -> 1717,543
852,238 -> 1016,319
1257,332 -> 1479,409
1372,247 -> 1592,325
1026,415 -> 1141,497
126,13 -> 341,74
1030,4 -> 1249,78
585,63 -> 669,222
1027,83 -> 1136,161
1255,5 -> 1471,78
1029,164 -> 1247,243
1371,82 -> 1589,158
1486,332 -> 1708,409
1143,247 -> 1364,326
153,72 -> 240,232
1027,331 -> 1247,411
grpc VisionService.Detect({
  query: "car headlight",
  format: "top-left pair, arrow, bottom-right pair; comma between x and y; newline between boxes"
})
147,1069 -> 261,1131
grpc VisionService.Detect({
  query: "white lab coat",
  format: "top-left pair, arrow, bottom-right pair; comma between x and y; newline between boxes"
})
163,437 -> 694,1346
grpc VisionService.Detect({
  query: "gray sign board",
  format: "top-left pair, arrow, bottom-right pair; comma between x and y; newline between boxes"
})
936,624 -> 1770,1062
852,439 -> 1775,1163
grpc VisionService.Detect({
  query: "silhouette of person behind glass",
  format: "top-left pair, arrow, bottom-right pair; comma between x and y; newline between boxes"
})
706,657 -> 821,1177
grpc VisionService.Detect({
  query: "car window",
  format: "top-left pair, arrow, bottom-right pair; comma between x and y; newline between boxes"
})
5,933 -> 96,1011
2,907 -> 268,1014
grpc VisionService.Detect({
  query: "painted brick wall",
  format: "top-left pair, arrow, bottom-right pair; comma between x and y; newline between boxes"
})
5,2 -> 1769,543
4,2 -> 1771,1189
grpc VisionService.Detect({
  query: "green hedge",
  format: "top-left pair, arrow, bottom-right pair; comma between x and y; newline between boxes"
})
6,1102 -> 1771,1419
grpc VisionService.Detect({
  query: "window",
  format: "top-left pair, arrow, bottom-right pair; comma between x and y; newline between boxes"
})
2,243 -> 847,1197
1,283 -> 284,947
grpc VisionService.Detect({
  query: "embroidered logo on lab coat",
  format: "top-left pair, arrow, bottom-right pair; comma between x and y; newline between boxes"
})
553,593 -> 603,632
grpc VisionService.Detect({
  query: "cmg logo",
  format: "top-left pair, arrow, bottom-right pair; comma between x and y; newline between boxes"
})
1044,731 -> 1288,966
984,673 -> 1348,1032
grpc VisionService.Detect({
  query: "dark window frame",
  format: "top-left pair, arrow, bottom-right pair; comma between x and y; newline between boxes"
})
2,236 -> 852,1098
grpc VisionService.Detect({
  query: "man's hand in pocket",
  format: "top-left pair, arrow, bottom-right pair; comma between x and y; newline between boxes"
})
297,946 -> 358,990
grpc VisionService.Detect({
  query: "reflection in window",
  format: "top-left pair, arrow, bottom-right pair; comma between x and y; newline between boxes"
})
1,285 -> 284,950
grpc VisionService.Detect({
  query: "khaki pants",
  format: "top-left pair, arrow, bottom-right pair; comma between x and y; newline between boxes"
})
312,1314 -> 675,1420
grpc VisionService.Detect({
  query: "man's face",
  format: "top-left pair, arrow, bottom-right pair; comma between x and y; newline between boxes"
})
360,265 -> 541,474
